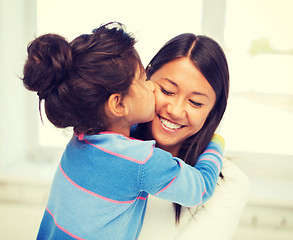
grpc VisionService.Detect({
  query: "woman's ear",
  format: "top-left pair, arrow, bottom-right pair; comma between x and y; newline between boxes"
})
106,93 -> 128,117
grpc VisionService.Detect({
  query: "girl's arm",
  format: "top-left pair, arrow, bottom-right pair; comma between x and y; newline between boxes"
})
142,135 -> 224,207
194,134 -> 225,203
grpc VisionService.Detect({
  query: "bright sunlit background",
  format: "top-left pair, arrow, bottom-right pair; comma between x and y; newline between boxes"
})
0,0 -> 293,239
36,0 -> 293,157
36,0 -> 203,148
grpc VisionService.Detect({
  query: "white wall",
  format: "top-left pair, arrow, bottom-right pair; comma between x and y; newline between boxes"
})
0,0 -> 38,169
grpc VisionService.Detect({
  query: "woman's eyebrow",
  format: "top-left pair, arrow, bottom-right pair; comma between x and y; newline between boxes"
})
162,77 -> 209,99
192,91 -> 209,99
162,77 -> 178,87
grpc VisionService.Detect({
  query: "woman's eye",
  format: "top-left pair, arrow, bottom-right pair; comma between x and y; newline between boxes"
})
160,86 -> 174,96
189,100 -> 203,108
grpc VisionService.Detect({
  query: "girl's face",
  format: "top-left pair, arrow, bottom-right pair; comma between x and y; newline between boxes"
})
123,66 -> 156,126
149,57 -> 216,156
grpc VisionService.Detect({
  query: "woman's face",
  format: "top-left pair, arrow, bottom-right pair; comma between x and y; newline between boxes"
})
149,57 -> 216,156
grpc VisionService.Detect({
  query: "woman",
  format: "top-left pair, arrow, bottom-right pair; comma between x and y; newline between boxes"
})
132,33 -> 250,239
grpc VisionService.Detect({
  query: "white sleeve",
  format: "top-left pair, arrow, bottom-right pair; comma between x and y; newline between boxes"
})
174,159 -> 250,240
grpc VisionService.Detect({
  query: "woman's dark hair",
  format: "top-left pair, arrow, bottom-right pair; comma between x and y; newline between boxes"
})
22,22 -> 143,135
134,33 -> 229,222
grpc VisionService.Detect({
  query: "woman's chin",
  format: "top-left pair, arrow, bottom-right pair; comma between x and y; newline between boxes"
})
151,116 -> 181,149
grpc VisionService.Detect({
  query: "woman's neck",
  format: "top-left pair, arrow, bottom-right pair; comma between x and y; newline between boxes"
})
156,144 -> 181,157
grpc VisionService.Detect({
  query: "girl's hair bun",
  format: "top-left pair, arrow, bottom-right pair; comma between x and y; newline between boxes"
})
23,34 -> 72,99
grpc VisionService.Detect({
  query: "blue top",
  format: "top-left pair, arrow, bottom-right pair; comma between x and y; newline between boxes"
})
37,132 -> 224,240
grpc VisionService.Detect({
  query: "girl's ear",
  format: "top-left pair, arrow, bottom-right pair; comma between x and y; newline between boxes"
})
106,93 -> 128,117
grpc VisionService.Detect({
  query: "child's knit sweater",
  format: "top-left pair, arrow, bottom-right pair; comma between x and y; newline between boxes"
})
37,132 -> 224,240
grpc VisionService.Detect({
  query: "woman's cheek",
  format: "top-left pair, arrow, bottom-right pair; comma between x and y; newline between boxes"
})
189,109 -> 209,129
154,91 -> 166,112
197,111 -> 210,129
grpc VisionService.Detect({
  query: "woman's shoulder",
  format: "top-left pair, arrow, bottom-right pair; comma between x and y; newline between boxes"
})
177,160 -> 250,239
139,159 -> 250,240
220,158 -> 250,191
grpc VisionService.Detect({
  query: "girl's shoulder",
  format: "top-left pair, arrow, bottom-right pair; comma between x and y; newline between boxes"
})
76,132 -> 156,164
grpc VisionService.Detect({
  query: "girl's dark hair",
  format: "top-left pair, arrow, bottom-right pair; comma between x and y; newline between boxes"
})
22,22 -> 143,135
134,33 -> 229,222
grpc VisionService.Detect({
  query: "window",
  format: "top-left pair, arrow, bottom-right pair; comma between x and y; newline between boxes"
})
36,0 -> 203,148
220,0 -> 293,156
1,0 -> 292,178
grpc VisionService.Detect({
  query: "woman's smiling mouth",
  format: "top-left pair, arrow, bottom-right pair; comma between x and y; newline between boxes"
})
159,116 -> 185,132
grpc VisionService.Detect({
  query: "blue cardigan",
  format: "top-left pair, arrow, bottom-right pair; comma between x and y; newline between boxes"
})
37,132 -> 224,240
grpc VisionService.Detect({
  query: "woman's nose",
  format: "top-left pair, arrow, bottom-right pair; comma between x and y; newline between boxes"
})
166,99 -> 186,119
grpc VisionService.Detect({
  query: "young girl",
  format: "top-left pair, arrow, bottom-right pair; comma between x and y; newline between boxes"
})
22,23 -> 224,240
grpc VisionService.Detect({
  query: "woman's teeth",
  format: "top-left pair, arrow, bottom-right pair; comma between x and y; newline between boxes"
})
160,117 -> 182,130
